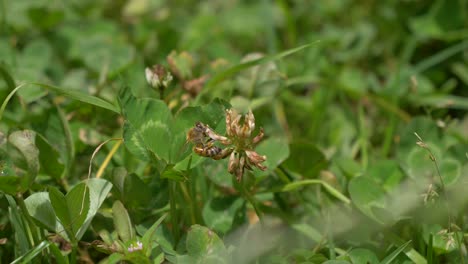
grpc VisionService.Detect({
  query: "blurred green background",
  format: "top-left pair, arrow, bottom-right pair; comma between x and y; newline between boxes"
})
1,0 -> 468,263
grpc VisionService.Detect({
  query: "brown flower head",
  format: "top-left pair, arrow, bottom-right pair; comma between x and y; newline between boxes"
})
187,109 -> 267,181
224,109 -> 266,181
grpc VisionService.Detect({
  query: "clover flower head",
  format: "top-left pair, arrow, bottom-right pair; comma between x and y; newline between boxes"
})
145,64 -> 173,90
187,108 -> 267,181
225,109 -> 266,181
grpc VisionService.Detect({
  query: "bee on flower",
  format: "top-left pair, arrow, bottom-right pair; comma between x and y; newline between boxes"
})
186,109 -> 267,181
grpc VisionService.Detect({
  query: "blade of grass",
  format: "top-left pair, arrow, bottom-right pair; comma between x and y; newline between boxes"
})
413,40 -> 468,75
291,223 -> 323,243
262,179 -> 351,204
0,83 -> 25,122
407,94 -> 468,110
31,82 -> 120,114
6,195 -> 32,255
1,82 -> 121,121
427,233 -> 433,264
380,240 -> 412,264
55,104 -> 74,182
49,242 -> 69,264
385,232 -> 427,264
11,240 -> 50,264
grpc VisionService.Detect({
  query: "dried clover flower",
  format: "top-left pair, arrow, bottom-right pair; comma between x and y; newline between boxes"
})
225,109 -> 266,181
187,109 -> 267,181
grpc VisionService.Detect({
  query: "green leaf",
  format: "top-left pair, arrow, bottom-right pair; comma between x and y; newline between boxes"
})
113,169 -> 152,207
349,248 -> 379,264
396,117 -> 440,161
49,183 -> 90,239
0,150 -> 22,195
141,213 -> 167,256
335,157 -> 363,178
405,145 -> 441,181
113,200 -> 134,242
348,176 -> 387,223
123,251 -> 152,264
439,158 -> 461,186
202,196 -> 243,234
76,178 -> 113,240
7,130 -> 39,192
120,86 -> 229,164
36,134 -> 65,179
119,87 -> 173,162
367,160 -> 404,193
123,172 -> 152,207
253,136 -> 290,177
161,166 -> 186,181
283,141 -> 328,179
184,225 -> 228,261
24,192 -> 58,232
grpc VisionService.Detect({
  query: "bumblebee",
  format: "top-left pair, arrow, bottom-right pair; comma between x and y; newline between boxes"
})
187,122 -> 233,160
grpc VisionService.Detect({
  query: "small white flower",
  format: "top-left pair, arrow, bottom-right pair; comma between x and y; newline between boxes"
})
128,240 -> 143,252
145,65 -> 173,89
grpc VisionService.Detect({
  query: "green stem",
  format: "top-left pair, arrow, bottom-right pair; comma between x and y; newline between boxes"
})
70,244 -> 77,264
169,180 -> 180,245
381,113 -> 397,157
240,176 -> 263,223
326,211 -> 336,260
179,181 -> 197,225
358,103 -> 368,170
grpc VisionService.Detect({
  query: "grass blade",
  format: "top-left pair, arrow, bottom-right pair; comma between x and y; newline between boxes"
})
11,240 -> 50,264
31,82 -> 120,114
427,233 -> 433,264
6,195 -> 32,255
380,240 -> 412,264
264,179 -> 351,204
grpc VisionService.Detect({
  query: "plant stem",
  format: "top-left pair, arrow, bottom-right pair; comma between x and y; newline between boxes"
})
240,176 -> 263,223
169,180 -> 180,245
179,181 -> 197,225
70,243 -> 77,264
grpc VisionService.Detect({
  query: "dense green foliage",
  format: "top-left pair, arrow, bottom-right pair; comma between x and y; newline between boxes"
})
1,0 -> 468,263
